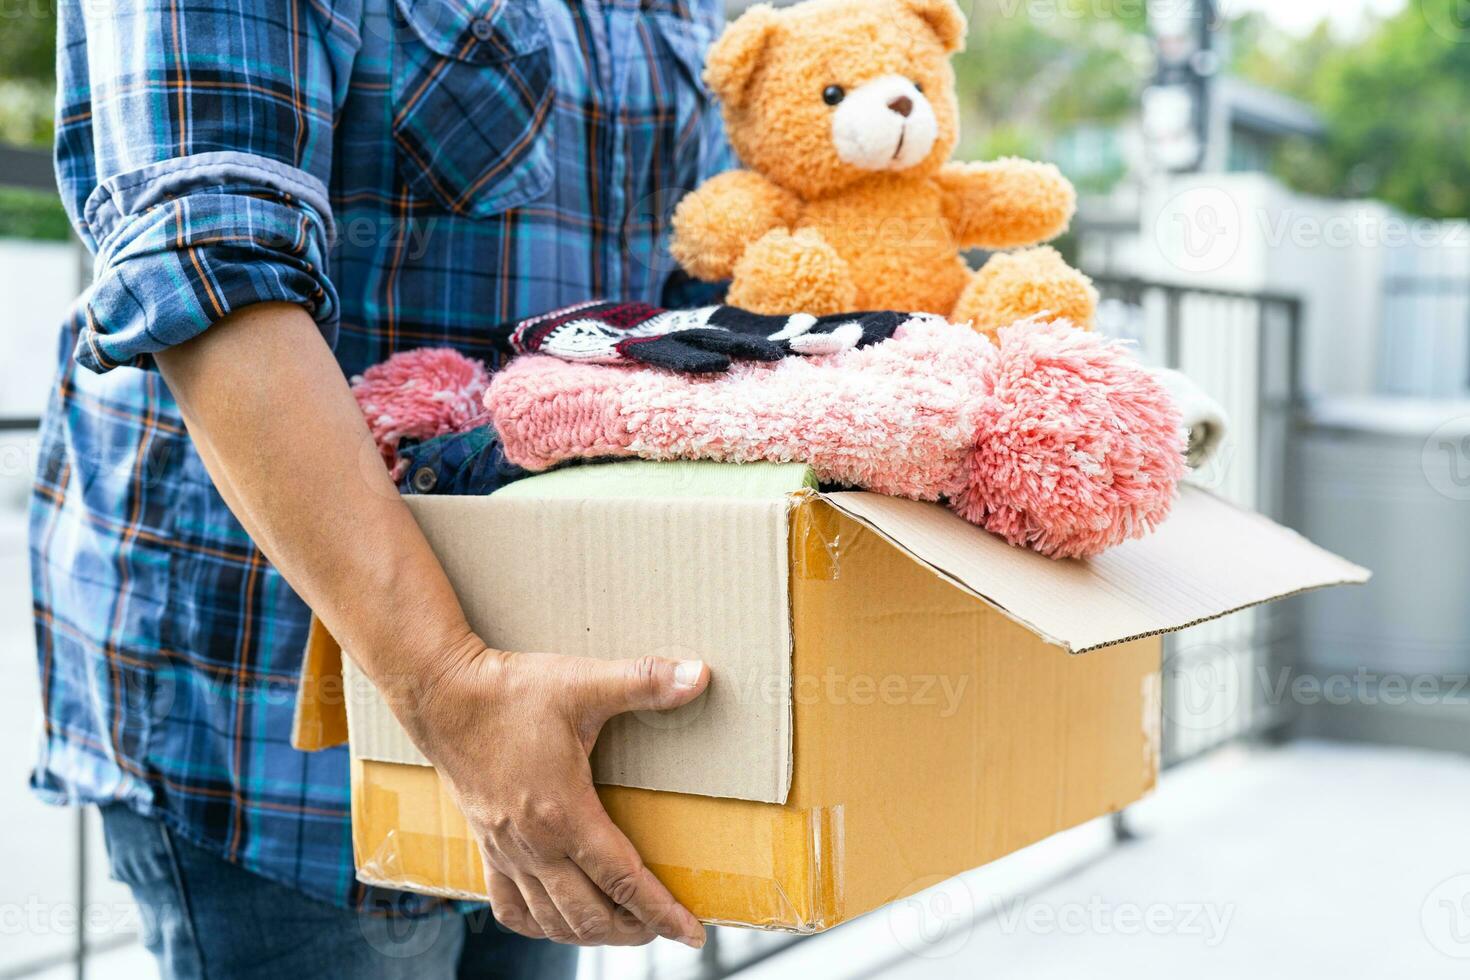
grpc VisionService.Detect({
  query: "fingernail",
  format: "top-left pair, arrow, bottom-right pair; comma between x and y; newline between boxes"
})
673,660 -> 704,690
678,931 -> 705,949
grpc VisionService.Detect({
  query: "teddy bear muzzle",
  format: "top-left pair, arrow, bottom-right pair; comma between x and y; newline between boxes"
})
831,74 -> 937,171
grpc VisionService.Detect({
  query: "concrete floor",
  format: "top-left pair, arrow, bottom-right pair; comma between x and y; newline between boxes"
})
745,741 -> 1470,980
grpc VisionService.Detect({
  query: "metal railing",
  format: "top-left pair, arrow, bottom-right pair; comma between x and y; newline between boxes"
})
1091,275 -> 1307,766
0,143 -> 56,433
0,144 -> 96,980
1377,271 -> 1470,398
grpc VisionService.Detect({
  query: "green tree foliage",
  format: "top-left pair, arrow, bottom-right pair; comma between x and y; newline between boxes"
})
1229,13 -> 1339,104
1237,1 -> 1470,219
0,0 -> 59,83
0,187 -> 71,241
951,0 -> 1150,180
0,1 -> 62,238
0,1 -> 58,148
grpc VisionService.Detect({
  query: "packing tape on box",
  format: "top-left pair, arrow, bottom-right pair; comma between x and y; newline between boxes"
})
351,758 -> 848,933
790,490 -> 842,583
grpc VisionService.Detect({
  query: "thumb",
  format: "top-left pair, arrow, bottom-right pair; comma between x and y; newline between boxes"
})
576,655 -> 710,724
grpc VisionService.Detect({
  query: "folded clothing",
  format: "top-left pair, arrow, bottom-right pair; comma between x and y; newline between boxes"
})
395,427 -> 530,496
1152,367 -> 1229,469
354,301 -> 921,469
351,347 -> 491,474
503,300 -> 914,373
484,317 -> 1186,559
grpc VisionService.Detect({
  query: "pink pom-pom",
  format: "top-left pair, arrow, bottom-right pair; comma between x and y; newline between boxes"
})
954,320 -> 1187,560
350,348 -> 490,473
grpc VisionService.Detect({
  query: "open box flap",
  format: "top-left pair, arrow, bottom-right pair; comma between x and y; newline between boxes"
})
821,485 -> 1371,654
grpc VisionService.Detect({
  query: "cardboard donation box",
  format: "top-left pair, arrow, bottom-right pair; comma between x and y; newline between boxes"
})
293,462 -> 1367,933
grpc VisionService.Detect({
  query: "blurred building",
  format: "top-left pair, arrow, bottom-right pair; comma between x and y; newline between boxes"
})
1064,1 -> 1470,765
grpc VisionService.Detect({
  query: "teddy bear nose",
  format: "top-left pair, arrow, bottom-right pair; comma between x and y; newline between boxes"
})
887,95 -> 914,118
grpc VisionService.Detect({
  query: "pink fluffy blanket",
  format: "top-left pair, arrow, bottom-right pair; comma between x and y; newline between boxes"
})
482,317 -> 1185,559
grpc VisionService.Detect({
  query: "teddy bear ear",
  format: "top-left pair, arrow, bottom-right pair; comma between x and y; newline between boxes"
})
704,3 -> 779,110
894,0 -> 967,53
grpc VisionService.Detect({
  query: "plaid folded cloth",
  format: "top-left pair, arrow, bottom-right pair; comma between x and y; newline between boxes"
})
501,301 -> 919,373
395,427 -> 531,496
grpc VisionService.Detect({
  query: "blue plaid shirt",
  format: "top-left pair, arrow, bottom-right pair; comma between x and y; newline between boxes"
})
31,0 -> 730,912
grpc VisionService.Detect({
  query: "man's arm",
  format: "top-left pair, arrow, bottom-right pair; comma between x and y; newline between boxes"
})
156,303 -> 708,948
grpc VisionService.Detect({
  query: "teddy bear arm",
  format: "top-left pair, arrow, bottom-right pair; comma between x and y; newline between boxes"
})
937,159 -> 1078,250
670,170 -> 802,281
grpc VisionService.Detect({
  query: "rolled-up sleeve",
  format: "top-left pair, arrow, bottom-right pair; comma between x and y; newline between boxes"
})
56,0 -> 361,372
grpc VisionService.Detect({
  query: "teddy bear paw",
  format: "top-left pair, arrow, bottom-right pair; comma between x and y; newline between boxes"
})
954,246 -> 1099,341
727,228 -> 858,315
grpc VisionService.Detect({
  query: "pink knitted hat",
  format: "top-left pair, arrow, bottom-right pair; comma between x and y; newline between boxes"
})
350,347 -> 491,474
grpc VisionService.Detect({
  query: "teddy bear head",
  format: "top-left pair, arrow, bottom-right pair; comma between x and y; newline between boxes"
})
704,0 -> 966,199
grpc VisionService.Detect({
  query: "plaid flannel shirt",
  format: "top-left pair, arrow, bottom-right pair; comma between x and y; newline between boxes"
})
30,0 -> 731,912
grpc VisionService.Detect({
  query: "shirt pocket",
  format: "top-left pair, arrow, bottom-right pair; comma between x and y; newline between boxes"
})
391,0 -> 555,218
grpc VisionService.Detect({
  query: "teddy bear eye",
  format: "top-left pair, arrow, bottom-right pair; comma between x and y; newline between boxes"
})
914,81 -> 923,94
822,85 -> 845,106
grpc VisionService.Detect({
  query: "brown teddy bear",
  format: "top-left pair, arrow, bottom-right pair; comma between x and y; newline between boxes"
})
670,0 -> 1097,339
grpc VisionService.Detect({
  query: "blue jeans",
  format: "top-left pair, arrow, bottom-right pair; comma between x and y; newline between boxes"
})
99,804 -> 578,979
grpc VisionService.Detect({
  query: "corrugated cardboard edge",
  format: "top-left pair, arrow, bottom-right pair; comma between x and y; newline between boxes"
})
819,486 -> 1371,655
